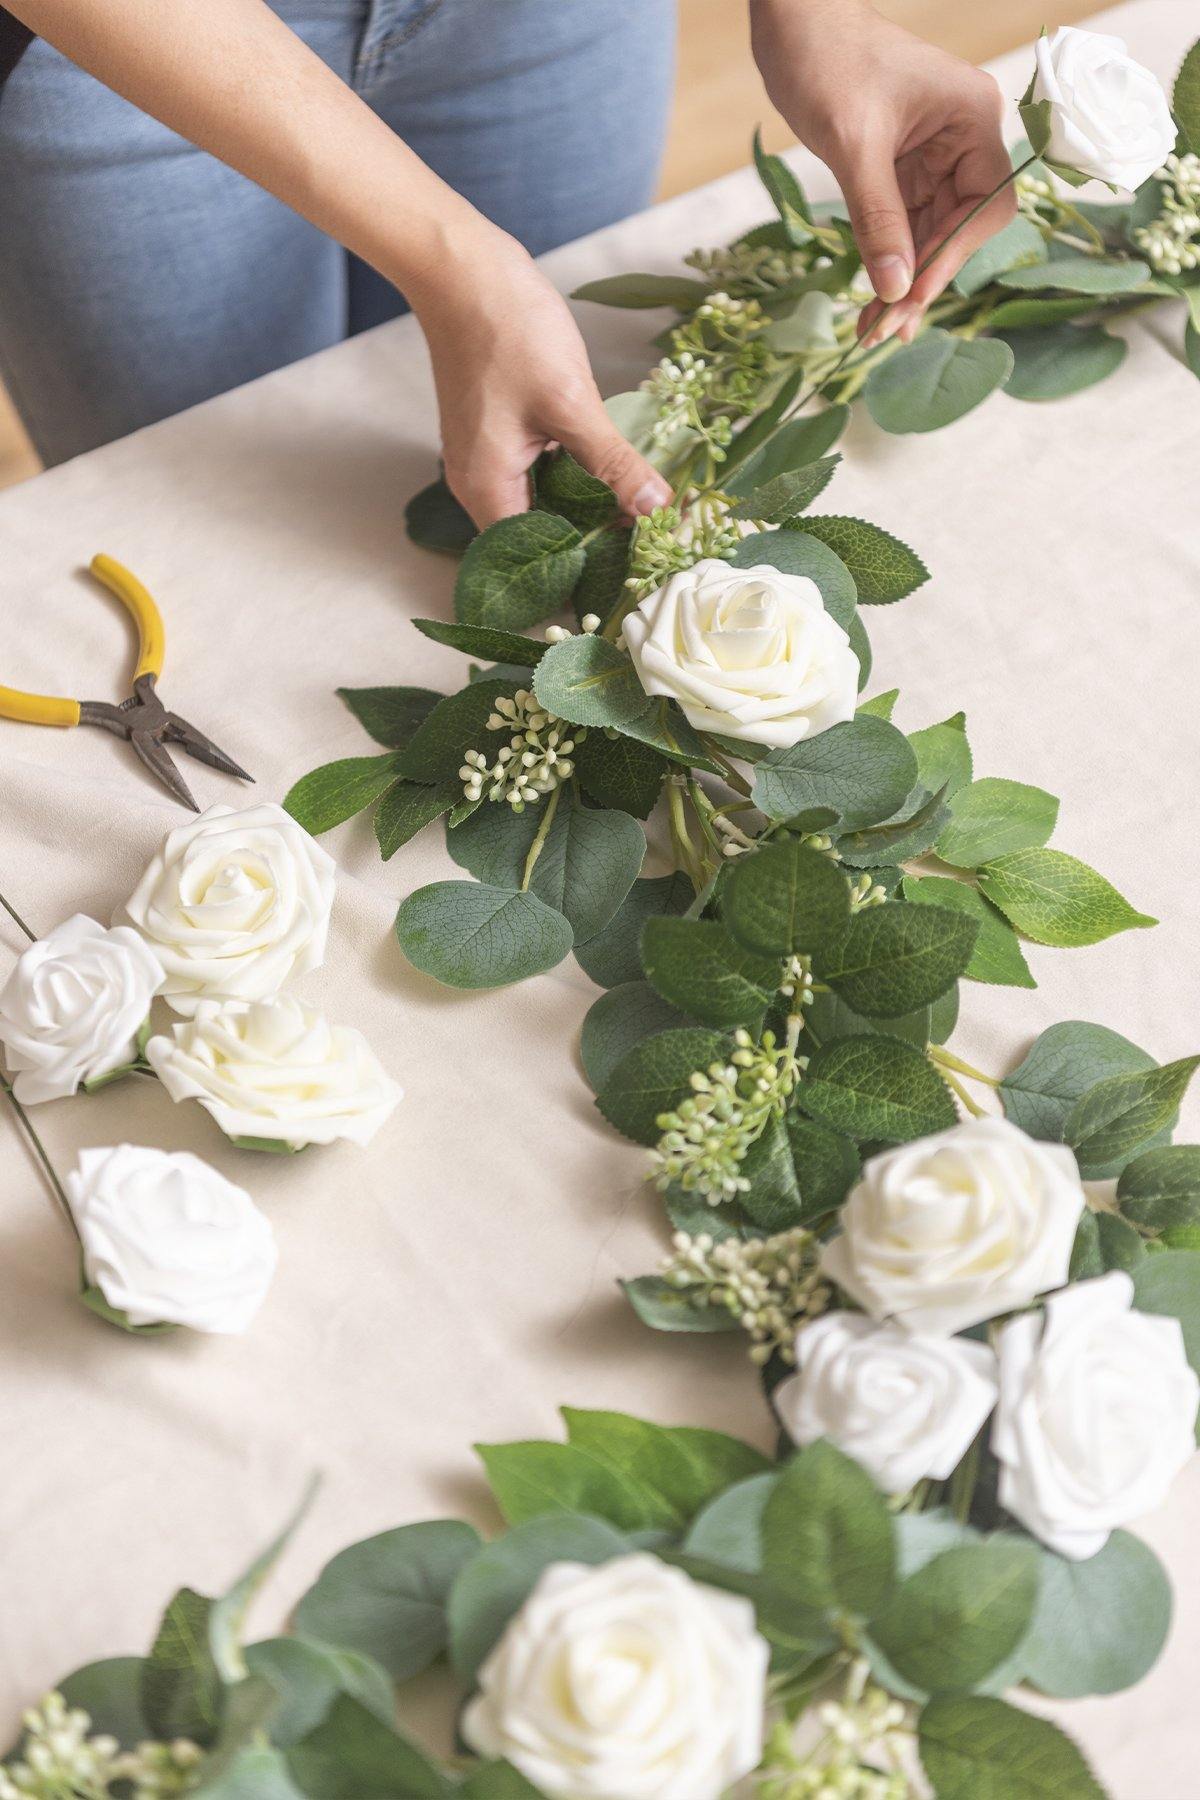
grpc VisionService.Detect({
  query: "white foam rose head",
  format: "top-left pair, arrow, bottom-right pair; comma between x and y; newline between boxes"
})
777,1312 -> 998,1494
0,915 -> 164,1104
622,558 -> 859,749
1030,27 -> 1176,191
118,802 -> 336,1015
993,1271 -> 1198,1559
146,996 -> 402,1150
461,1552 -> 768,1800
69,1145 -> 277,1333
821,1116 -> 1084,1337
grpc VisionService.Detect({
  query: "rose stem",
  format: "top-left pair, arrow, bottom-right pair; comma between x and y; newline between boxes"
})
0,890 -> 36,943
929,1046 -> 1001,1088
935,1065 -> 988,1120
0,1075 -> 81,1242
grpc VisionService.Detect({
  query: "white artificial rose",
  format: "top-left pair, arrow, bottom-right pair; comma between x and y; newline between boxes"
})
146,996 -> 402,1149
993,1271 -> 1199,1559
118,802 -> 336,1015
0,915 -> 164,1104
622,558 -> 859,750
69,1144 -> 276,1333
821,1116 -> 1084,1337
1031,27 -> 1176,191
461,1553 -> 768,1800
776,1312 -> 998,1494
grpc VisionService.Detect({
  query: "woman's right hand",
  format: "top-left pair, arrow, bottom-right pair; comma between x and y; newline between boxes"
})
409,222 -> 672,528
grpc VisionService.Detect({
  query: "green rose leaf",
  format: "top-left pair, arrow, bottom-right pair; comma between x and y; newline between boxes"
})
283,755 -> 402,836
476,1440 -> 669,1534
405,476 -> 475,557
336,685 -> 443,748
817,900 -> 978,1017
729,528 -> 857,630
1065,1057 -> 1200,1175
448,796 -> 644,943
396,676 -> 522,783
903,876 -> 1035,988
681,1472 -> 778,1573
1022,1533 -> 1172,1699
533,633 -> 649,727
728,456 -> 841,523
934,777 -> 1059,868
978,849 -> 1155,947
595,1026 -> 730,1145
141,1589 -> 222,1744
858,688 -> 899,720
56,1660 -> 147,1750
533,452 -> 619,530
580,982 -> 689,1093
570,272 -> 713,309
723,838 -> 852,959
642,917 -> 779,1028
621,1274 -> 742,1335
1002,324 -> 1127,401
374,778 -> 458,861
395,882 -> 573,989
411,617 -> 544,669
292,1519 -> 480,1683
869,1541 -> 1040,1696
953,215 -> 1047,296
724,406 -> 850,496
560,1409 -> 771,1528
575,870 -> 694,989
754,716 -> 918,827
609,696 -> 723,773
752,127 -> 813,240
797,515 -> 930,607
760,1441 -> 896,1618
455,513 -> 585,631
997,253 -> 1150,294
1132,1251 -> 1200,1397
287,1695 -> 454,1800
1118,1145 -> 1200,1231
574,728 -> 667,818
865,330 -> 1014,434
458,1765 -> 545,1800
908,714 -> 972,799
798,1035 -> 958,1142
740,1112 -> 861,1231
918,1696 -> 1107,1800
242,1640 -> 394,1748
1174,38 -> 1200,152
999,1023 -> 1165,1174
447,1515 -> 628,1682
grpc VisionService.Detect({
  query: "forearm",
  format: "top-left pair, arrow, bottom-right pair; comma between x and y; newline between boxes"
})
6,0 -> 491,301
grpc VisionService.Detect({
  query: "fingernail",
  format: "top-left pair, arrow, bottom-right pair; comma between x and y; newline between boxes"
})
873,255 -> 912,304
633,478 -> 671,516
899,313 -> 921,345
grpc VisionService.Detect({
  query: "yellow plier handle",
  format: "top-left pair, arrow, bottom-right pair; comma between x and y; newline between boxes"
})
0,554 -> 167,728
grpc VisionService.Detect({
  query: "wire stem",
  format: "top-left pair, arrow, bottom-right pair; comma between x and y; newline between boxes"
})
1,1074 -> 80,1242
0,890 -> 36,943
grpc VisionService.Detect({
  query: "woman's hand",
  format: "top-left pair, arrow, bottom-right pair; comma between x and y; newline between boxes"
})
750,0 -> 1016,342
409,223 -> 672,527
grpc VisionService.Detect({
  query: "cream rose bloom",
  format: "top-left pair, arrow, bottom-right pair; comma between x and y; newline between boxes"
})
462,1553 -> 768,1800
146,996 -> 402,1149
0,915 -> 163,1103
993,1272 -> 1199,1559
622,558 -> 859,749
1031,27 -> 1176,191
69,1145 -> 276,1333
777,1312 -> 998,1494
118,802 -> 336,1015
821,1116 -> 1084,1337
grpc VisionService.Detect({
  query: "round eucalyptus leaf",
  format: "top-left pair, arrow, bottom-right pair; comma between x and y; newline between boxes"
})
1022,1532 -> 1172,1698
395,882 -> 573,989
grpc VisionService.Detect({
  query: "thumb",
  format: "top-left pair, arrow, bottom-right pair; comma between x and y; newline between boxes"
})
840,148 -> 915,305
556,402 -> 673,520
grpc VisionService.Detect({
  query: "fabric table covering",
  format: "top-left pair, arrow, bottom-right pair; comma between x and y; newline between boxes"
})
1,4 -> 1196,1790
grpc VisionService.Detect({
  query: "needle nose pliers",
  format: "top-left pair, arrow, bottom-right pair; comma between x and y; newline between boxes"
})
0,554 -> 253,812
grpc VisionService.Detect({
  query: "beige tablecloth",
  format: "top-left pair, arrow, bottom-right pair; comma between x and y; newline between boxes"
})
2,4 -> 1198,1791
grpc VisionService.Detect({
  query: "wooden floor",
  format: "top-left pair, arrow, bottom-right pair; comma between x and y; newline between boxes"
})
0,0 -> 1098,491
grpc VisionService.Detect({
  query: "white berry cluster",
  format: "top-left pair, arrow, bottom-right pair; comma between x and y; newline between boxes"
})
1133,153 -> 1200,274
650,1027 -> 807,1205
660,1225 -> 828,1364
757,1663 -> 914,1800
0,1694 -> 202,1800
460,690 -> 583,813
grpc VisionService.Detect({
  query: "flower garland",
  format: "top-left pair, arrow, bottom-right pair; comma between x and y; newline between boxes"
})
8,24 -> 1200,1800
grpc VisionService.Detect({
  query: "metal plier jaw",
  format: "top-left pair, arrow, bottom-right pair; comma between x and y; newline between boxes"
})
79,673 -> 253,813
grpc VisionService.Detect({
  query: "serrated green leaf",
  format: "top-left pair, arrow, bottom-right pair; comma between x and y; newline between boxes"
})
533,451 -> 619,529
724,406 -> 850,496
799,1035 -> 958,1141
741,1112 -> 860,1230
753,127 -> 813,240
681,1472 -> 778,1572
611,696 -> 723,772
723,838 -> 851,959
141,1589 -> 222,1745
754,716 -> 917,827
571,272 -> 713,308
596,1025 -> 730,1145
796,516 -> 929,605
857,688 -> 899,720
575,870 -> 694,988
918,1696 -> 1107,1800
836,785 -> 950,868
728,456 -> 841,523
979,849 -> 1155,947
476,1440 -> 665,1532
907,713 -> 972,798
761,1441 -> 895,1618
574,727 -> 667,818
412,617 -> 543,668
405,477 -> 475,556
729,527 -> 857,629
533,633 -> 648,726
573,525 -> 633,627
1175,37 -> 1200,152
283,755 -> 401,835
935,776 -> 1058,868
561,1409 -> 771,1529
581,982 -> 688,1092
642,917 -> 778,1027
395,882 -> 572,989
1132,1251 -> 1200,1397
374,778 -> 457,860
1118,1145 -> 1200,1231
818,901 -> 978,1017
870,1542 -> 1039,1695
1000,1021 -> 1157,1153
953,216 -> 1047,296
287,1695 -> 454,1799
396,676 -> 522,783
903,875 -> 1035,988
336,685 -> 442,747
806,986 -> 932,1051
865,330 -> 1014,434
1002,324 -> 1127,400
455,513 -> 584,631
1065,1057 -> 1199,1174
998,253 -> 1150,294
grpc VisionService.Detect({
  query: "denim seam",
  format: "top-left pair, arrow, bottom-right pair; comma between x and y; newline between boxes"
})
354,0 -> 447,86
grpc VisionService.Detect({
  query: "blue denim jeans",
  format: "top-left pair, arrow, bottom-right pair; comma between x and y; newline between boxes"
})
0,0 -> 675,465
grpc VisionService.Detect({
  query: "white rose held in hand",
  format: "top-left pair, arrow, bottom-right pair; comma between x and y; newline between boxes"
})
118,802 -> 336,1015
1031,27 -> 1176,191
0,915 -> 163,1104
462,1552 -> 768,1800
776,1313 -> 998,1494
622,558 -> 859,749
821,1116 -> 1084,1337
69,1145 -> 276,1332
146,996 -> 402,1149
993,1271 -> 1199,1559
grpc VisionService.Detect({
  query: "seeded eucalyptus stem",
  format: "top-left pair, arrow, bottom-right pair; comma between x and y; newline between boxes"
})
0,889 -> 36,943
0,1074 -> 80,1243
520,785 -> 562,891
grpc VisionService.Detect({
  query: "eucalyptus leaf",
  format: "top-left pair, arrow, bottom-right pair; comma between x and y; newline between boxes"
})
571,272 -> 713,309
287,1696 -> 454,1800
595,1026 -> 730,1145
1022,1532 -> 1172,1699
1118,1145 -> 1200,1232
997,254 -> 1150,294
1000,1021 -> 1158,1151
621,1275 -> 742,1335
1001,324 -> 1127,401
953,216 -> 1047,297
1132,1250 -> 1200,1398
533,634 -> 649,727
580,982 -> 689,1092
724,406 -> 850,497
575,871 -> 694,989
405,477 -> 475,556
1065,1057 -> 1199,1176
395,882 -> 573,989
865,331 -> 1014,434
869,1540 -> 1039,1695
243,1640 -> 395,1747
447,796 -> 644,942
